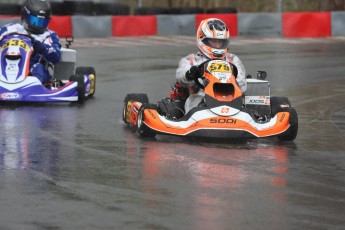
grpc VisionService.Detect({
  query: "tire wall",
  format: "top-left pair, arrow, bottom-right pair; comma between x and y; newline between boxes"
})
157,15 -> 196,36
50,16 -> 72,38
331,12 -> 345,36
0,16 -> 20,27
283,12 -> 331,37
1,10 -> 342,38
112,16 -> 157,36
72,16 -> 112,38
238,13 -> 282,37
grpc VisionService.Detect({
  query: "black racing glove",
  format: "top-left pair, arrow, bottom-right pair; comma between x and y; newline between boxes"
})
185,66 -> 202,81
32,39 -> 47,55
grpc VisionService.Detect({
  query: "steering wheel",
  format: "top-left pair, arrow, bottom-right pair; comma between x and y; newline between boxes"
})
3,32 -> 35,42
193,59 -> 238,89
193,59 -> 211,89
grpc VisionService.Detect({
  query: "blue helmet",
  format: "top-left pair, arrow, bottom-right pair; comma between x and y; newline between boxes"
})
21,0 -> 52,34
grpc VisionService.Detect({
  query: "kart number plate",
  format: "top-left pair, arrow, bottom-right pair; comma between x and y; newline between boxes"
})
2,39 -> 30,51
207,60 -> 232,82
207,61 -> 231,73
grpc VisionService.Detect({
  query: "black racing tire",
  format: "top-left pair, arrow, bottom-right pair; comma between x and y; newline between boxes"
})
169,7 -> 204,14
206,7 -> 238,14
123,93 -> 149,124
63,1 -> 95,15
94,3 -> 130,15
134,7 -> 169,15
50,2 -> 66,16
76,66 -> 95,75
270,96 -> 291,117
76,66 -> 96,98
69,74 -> 85,104
136,103 -> 157,138
278,107 -> 298,141
0,4 -> 21,15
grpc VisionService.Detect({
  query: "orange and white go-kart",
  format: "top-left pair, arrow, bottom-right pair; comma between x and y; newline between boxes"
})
123,59 -> 298,141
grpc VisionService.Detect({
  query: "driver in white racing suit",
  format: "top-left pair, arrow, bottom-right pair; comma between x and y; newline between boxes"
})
175,18 -> 247,113
0,0 -> 61,85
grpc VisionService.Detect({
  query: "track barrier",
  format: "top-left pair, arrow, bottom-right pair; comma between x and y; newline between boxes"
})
0,11 -> 342,38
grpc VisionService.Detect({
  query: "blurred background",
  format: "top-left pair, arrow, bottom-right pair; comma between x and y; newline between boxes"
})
0,0 -> 345,16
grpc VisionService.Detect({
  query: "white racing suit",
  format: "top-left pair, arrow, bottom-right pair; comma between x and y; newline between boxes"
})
176,51 -> 247,113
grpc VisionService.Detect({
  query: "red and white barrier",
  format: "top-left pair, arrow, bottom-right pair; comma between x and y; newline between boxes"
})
1,12 -> 342,38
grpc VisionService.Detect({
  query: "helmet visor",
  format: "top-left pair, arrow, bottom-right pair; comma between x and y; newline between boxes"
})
203,38 -> 230,49
23,11 -> 50,29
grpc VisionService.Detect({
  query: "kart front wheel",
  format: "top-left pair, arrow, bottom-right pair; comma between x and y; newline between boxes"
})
271,96 -> 291,117
123,93 -> 149,125
136,103 -> 157,138
76,66 -> 96,98
278,108 -> 298,141
69,74 -> 85,104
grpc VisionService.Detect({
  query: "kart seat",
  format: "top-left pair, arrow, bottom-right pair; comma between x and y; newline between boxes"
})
53,47 -> 76,80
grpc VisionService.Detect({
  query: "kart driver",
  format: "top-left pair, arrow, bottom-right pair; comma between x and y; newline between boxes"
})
0,0 -> 61,86
175,18 -> 247,113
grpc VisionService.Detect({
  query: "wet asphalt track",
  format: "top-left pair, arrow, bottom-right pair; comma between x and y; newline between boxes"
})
0,37 -> 345,230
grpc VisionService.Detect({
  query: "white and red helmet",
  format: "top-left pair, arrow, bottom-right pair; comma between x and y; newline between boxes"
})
196,18 -> 230,59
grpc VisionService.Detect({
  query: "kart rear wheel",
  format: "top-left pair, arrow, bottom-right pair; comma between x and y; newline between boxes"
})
271,96 -> 291,117
123,93 -> 149,124
76,66 -> 96,98
69,74 -> 85,104
136,103 -> 157,138
278,108 -> 298,141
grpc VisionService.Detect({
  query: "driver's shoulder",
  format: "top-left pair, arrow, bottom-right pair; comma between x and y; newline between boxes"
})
4,23 -> 24,32
33,30 -> 59,42
40,30 -> 56,38
190,52 -> 208,65
225,52 -> 241,60
46,29 -> 59,37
